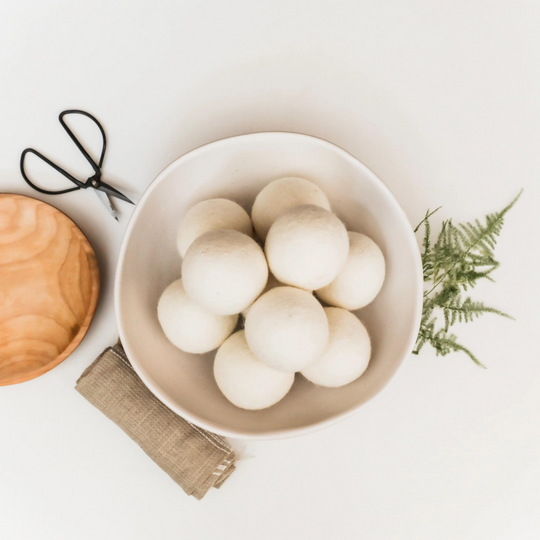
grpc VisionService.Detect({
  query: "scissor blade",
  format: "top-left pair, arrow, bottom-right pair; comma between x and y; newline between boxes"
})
94,189 -> 119,222
97,181 -> 134,204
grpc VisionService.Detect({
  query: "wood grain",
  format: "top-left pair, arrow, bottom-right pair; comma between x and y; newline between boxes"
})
0,194 -> 100,385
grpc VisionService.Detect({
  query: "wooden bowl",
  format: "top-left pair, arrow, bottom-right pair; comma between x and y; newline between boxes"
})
0,194 -> 100,385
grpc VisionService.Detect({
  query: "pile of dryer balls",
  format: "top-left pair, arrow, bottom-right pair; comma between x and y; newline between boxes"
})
157,177 -> 385,410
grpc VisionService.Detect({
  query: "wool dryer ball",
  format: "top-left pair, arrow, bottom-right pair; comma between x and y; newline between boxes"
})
265,204 -> 349,291
245,286 -> 329,372
182,229 -> 268,315
157,279 -> 238,354
251,177 -> 331,241
301,307 -> 371,387
176,198 -> 253,258
214,330 -> 295,410
317,232 -> 385,310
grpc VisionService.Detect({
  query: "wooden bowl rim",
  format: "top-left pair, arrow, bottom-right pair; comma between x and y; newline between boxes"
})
0,193 -> 100,386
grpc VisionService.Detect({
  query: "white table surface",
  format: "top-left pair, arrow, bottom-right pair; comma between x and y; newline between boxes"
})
1,1 -> 540,539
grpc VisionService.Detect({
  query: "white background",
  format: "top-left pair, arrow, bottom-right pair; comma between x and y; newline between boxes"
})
1,1 -> 540,539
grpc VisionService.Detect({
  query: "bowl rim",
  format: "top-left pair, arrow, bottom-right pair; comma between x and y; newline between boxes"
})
115,131 -> 423,440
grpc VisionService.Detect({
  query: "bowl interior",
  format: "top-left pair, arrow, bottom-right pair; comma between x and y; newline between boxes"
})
116,133 -> 422,439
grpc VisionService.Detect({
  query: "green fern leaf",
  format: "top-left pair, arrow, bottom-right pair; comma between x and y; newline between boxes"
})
414,207 -> 440,282
424,191 -> 522,298
414,190 -> 521,366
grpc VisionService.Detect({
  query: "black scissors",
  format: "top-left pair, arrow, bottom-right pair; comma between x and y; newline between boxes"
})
20,109 -> 134,221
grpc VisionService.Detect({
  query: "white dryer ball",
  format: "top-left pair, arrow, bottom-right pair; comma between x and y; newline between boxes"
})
316,232 -> 385,310
157,279 -> 237,354
301,307 -> 371,387
251,177 -> 331,241
176,198 -> 253,258
182,229 -> 268,315
245,286 -> 329,372
265,204 -> 349,291
214,330 -> 295,410
241,273 -> 283,318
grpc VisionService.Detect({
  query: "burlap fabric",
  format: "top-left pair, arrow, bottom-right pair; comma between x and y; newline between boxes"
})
75,343 -> 236,499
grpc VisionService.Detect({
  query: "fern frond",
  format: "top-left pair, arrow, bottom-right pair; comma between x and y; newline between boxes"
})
432,291 -> 513,330
430,330 -> 486,368
414,207 -> 441,282
414,207 -> 442,234
424,190 -> 522,298
413,190 -> 521,367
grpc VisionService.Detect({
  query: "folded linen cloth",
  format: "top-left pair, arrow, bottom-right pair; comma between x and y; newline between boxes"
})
75,342 -> 236,499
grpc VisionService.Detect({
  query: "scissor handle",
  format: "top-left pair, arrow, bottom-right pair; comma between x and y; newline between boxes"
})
59,109 -> 107,173
20,109 -> 108,196
20,148 -> 84,195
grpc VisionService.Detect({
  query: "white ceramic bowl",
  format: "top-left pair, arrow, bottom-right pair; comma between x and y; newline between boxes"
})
115,133 -> 423,440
